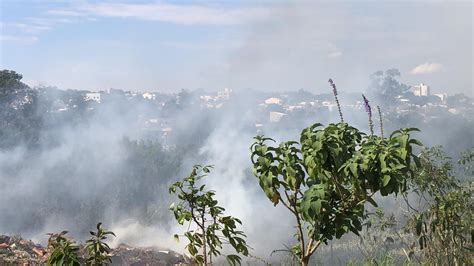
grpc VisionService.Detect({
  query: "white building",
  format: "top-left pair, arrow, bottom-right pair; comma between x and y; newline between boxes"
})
200,95 -> 214,102
142,92 -> 156,100
217,88 -> 232,100
433,93 -> 448,102
162,127 -> 173,137
411,83 -> 430,96
269,111 -> 287,122
265,97 -> 282,105
321,101 -> 337,111
85,92 -> 101,103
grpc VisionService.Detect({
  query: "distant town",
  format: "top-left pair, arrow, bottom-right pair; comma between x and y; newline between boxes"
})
38,81 -> 473,144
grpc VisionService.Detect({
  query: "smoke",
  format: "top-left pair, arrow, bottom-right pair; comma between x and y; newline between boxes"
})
0,102 -> 129,236
0,2 -> 472,264
0,84 -> 367,261
196,100 -> 295,257
0,87 -> 297,261
0,76 -> 472,265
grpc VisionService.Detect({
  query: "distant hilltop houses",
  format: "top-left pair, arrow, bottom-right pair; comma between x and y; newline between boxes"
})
85,92 -> 101,103
199,88 -> 232,108
71,84 -> 472,142
82,87 -> 233,104
142,92 -> 156,100
264,97 -> 282,105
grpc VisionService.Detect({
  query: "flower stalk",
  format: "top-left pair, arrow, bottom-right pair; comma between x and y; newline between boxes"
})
328,79 -> 344,123
362,94 -> 374,135
376,105 -> 384,138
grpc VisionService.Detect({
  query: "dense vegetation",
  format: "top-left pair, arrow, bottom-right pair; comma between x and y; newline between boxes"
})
0,69 -> 473,265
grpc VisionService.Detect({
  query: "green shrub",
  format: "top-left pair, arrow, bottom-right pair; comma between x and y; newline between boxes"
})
169,165 -> 249,265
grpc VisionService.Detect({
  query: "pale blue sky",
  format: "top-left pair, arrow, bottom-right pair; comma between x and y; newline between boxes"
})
0,0 -> 472,95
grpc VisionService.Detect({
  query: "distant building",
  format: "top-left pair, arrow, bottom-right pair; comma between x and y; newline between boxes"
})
411,83 -> 430,96
200,95 -> 214,102
125,92 -> 138,98
448,108 -> 459,114
265,97 -> 282,105
85,92 -> 101,103
162,127 -> 173,136
269,111 -> 287,122
217,88 -> 232,100
321,101 -> 337,111
433,93 -> 448,103
142,92 -> 156,100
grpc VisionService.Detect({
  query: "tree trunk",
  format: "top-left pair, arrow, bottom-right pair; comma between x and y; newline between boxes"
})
202,229 -> 207,265
202,209 -> 207,265
300,256 -> 310,266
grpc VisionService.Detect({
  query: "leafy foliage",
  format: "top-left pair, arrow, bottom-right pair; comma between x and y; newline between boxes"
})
169,165 -> 249,265
85,222 -> 116,265
405,147 -> 473,264
0,69 -> 41,149
46,231 -> 81,266
250,122 -> 421,265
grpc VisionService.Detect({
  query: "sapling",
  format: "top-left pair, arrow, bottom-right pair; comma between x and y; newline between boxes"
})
169,165 -> 249,265
85,222 -> 116,265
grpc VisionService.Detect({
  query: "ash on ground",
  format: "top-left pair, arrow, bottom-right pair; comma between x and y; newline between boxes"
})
0,235 -> 192,266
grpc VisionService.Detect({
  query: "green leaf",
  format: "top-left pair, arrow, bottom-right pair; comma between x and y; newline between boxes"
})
409,138 -> 423,146
311,199 -> 322,215
382,175 -> 391,187
349,163 -> 358,177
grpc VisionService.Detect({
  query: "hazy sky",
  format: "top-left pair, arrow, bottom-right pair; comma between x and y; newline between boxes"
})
0,0 -> 472,95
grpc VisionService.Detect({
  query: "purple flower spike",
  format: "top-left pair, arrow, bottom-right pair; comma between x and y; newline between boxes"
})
362,94 -> 374,135
362,94 -> 371,115
328,78 -> 343,122
328,79 -> 338,96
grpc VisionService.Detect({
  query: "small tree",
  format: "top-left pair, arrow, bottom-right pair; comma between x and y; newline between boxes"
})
250,79 -> 421,265
46,231 -> 81,266
169,165 -> 249,265
405,147 -> 473,265
85,222 -> 116,265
